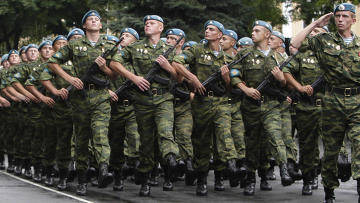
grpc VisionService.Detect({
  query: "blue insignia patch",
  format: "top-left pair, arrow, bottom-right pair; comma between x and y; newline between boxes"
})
29,75 -> 35,81
54,52 -> 62,58
230,69 -> 240,77
180,53 -> 187,60
44,68 -> 49,73
14,72 -> 21,79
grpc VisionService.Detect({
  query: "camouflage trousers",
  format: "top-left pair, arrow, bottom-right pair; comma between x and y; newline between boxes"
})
27,103 -> 45,166
192,96 -> 237,172
174,99 -> 193,160
42,100 -> 73,169
133,92 -> 179,173
321,90 -> 360,189
241,98 -> 286,172
12,103 -> 27,160
71,89 -> 111,171
109,101 -> 139,170
280,103 -> 298,162
230,98 -> 246,160
296,101 -> 322,176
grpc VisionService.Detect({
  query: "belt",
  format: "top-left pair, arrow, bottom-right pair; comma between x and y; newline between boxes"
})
228,98 -> 241,104
196,90 -> 225,98
86,83 -> 107,90
331,86 -> 360,96
148,88 -> 168,96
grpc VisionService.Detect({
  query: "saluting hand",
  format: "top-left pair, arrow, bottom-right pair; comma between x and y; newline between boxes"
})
69,76 -> 83,90
316,13 -> 333,28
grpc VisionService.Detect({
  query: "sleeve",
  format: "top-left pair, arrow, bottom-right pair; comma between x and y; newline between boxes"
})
9,66 -> 26,84
24,72 -> 37,86
48,44 -> 72,65
39,67 -> 53,81
230,51 -> 247,86
282,57 -> 300,75
172,47 -> 196,66
111,47 -> 131,65
298,35 -> 323,54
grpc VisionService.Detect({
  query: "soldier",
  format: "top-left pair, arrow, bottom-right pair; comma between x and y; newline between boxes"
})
19,46 -> 28,63
1,54 -> 10,69
107,27 -> 140,192
182,41 -> 198,50
291,3 -> 360,202
269,31 -> 302,181
48,10 -> 118,195
110,15 -> 180,196
172,20 -> 239,196
230,20 -> 293,195
237,37 -> 254,52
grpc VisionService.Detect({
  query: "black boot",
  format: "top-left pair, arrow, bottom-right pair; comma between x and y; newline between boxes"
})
357,179 -> 360,196
148,165 -> 159,186
176,159 -> 186,181
287,159 -> 302,181
196,172 -> 208,196
139,172 -> 151,196
163,167 -> 174,191
236,158 -> 247,186
266,166 -> 276,180
166,153 -> 177,175
185,158 -> 196,186
243,171 -> 255,196
279,163 -> 293,186
302,173 -> 313,195
44,166 -> 55,186
227,159 -> 240,187
324,187 -> 335,203
14,158 -> 22,176
57,168 -> 68,191
113,169 -> 124,191
67,159 -> 76,183
259,169 -> 272,191
0,153 -> 5,170
76,170 -> 87,196
214,170 -> 225,191
6,154 -> 14,173
23,159 -> 32,179
98,162 -> 113,188
33,164 -> 42,183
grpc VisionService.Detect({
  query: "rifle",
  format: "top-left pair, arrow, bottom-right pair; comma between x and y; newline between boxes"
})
290,74 -> 324,104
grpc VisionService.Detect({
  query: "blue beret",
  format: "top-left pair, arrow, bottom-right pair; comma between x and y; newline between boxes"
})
165,28 -> 186,38
8,49 -> 19,56
120,28 -> 139,40
67,28 -> 85,40
272,31 -> 285,42
82,10 -> 101,25
160,37 -> 167,43
253,20 -> 272,32
238,37 -> 254,46
224,29 -> 238,41
26,44 -> 39,52
199,39 -> 208,44
1,54 -> 9,64
204,20 -> 225,33
334,3 -> 356,14
52,35 -> 67,46
38,41 -> 52,50
19,46 -> 27,54
143,15 -> 164,24
182,41 -> 198,50
106,35 -> 119,43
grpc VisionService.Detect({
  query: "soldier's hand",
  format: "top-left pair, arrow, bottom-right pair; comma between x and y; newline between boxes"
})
57,88 -> 68,100
220,65 -> 230,84
286,96 -> 292,104
69,77 -> 83,90
271,66 -> 285,82
156,55 -> 171,70
29,94 -> 40,103
190,92 -> 195,102
0,97 -> 10,107
301,85 -> 313,96
316,13 -> 333,27
133,75 -> 150,91
191,77 -> 205,95
13,97 -> 21,103
41,96 -> 55,107
23,96 -> 31,103
95,56 -> 106,69
244,87 -> 261,100
108,90 -> 118,102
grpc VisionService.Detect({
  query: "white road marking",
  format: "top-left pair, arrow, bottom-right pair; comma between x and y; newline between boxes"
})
0,171 -> 94,203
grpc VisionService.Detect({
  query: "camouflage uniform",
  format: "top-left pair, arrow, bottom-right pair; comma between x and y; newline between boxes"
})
283,47 -> 323,179
48,35 -> 115,171
299,32 -> 360,189
111,38 -> 179,173
231,47 -> 287,176
173,43 -> 238,173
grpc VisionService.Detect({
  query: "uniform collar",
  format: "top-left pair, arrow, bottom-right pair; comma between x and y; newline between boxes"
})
82,35 -> 106,47
143,37 -> 167,50
203,42 -> 224,59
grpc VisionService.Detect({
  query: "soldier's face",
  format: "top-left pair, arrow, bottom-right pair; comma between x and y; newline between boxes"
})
2,60 -> 10,69
334,11 -> 356,32
69,34 -> 83,41
21,52 -> 28,62
83,16 -> 102,31
144,20 -> 163,36
251,26 -> 269,43
26,48 -> 39,62
205,25 -> 222,41
53,40 -> 67,52
220,35 -> 235,51
8,54 -> 20,65
269,35 -> 283,49
40,45 -> 53,60
120,32 -> 137,47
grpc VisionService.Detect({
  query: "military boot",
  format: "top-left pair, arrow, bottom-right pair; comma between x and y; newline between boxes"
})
98,162 -> 113,188
196,172 -> 208,196
287,159 -> 302,181
279,163 -> 293,186
324,187 -> 335,203
0,153 -> 5,170
185,158 -> 196,186
266,166 -> 276,180
302,173 -> 312,195
338,153 -> 351,182
214,170 -> 225,191
76,170 -> 87,196
259,170 -> 272,191
57,168 -> 68,191
139,172 -> 151,197
166,153 -> 177,175
14,158 -> 22,176
67,159 -> 76,183
176,159 -> 186,181
243,171 -> 256,196
148,165 -> 159,186
33,164 -> 42,183
113,169 -> 124,191
6,154 -> 14,173
44,166 -> 55,186
163,167 -> 174,191
227,159 -> 240,187
357,178 -> 360,196
23,159 -> 32,179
